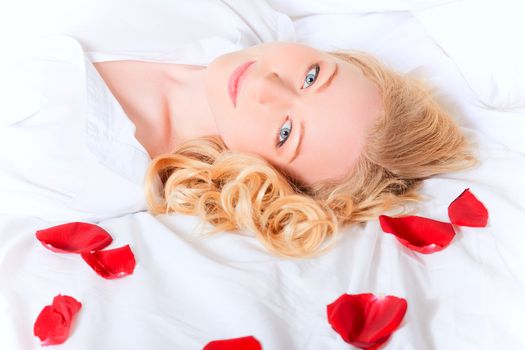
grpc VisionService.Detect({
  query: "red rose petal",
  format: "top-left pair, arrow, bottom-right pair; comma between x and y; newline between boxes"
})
34,295 -> 82,346
448,188 -> 488,227
36,222 -> 112,253
203,336 -> 262,350
51,295 -> 82,324
327,293 -> 407,350
379,215 -> 456,254
80,245 -> 136,279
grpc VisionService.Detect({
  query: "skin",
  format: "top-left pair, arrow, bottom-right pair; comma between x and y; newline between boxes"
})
205,42 -> 382,185
94,42 -> 382,185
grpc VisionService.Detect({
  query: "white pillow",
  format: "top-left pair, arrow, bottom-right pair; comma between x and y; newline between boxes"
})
264,0 -> 460,18
0,0 -> 295,65
413,0 -> 525,110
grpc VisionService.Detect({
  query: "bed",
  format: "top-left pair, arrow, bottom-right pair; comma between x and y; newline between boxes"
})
1,0 -> 524,349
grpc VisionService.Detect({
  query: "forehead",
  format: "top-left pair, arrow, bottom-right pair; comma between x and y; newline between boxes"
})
282,58 -> 382,185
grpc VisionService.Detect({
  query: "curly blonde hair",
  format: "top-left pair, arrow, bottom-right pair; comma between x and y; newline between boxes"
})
144,50 -> 478,259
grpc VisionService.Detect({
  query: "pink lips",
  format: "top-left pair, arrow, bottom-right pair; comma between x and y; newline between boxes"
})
228,60 -> 255,107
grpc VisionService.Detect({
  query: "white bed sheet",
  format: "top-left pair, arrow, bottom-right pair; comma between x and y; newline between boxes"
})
1,2 -> 525,350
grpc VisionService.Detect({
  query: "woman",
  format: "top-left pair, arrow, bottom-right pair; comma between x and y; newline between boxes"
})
93,41 -> 477,259
1,36 -> 475,257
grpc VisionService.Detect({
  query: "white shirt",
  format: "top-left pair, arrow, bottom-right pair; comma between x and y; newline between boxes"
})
0,35 -> 154,222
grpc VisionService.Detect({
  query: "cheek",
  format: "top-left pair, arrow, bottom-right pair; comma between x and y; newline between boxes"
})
219,121 -> 243,150
220,117 -> 265,153
219,112 -> 278,164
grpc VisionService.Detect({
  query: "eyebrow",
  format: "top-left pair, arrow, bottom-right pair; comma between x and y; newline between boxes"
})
289,63 -> 338,164
318,62 -> 338,92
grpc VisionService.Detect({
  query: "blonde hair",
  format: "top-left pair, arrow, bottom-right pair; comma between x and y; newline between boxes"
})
144,50 -> 478,259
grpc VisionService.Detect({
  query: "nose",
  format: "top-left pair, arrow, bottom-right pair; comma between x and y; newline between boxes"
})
254,72 -> 296,106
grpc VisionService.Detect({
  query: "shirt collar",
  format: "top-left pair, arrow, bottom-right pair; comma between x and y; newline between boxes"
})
83,55 -> 152,186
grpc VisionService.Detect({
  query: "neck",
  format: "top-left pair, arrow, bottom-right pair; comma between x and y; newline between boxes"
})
93,60 -> 219,159
162,63 -> 219,148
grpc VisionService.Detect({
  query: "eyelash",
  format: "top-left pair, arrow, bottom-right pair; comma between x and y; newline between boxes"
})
277,119 -> 292,147
277,63 -> 320,148
302,63 -> 320,89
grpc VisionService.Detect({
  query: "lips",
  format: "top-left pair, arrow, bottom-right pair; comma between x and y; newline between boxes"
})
228,60 -> 255,107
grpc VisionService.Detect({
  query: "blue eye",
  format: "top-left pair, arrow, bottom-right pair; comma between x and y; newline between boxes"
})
276,65 -> 318,148
277,119 -> 292,147
302,64 -> 320,89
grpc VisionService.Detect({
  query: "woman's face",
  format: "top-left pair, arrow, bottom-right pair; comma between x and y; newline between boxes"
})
205,42 -> 382,185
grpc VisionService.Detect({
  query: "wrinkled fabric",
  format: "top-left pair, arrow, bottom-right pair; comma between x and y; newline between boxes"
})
1,2 -> 524,350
